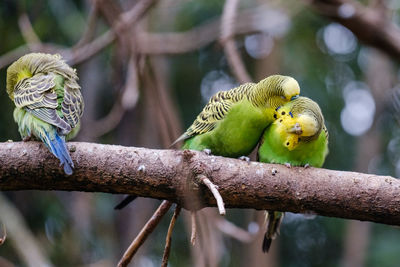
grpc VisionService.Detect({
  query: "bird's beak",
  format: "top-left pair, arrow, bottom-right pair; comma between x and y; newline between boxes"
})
287,122 -> 302,135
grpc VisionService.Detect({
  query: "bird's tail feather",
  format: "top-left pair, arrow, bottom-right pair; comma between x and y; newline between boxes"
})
42,130 -> 74,175
262,211 -> 284,253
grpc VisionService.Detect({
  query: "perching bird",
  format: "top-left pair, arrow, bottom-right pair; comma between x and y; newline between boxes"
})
115,75 -> 301,210
6,53 -> 84,175
257,96 -> 329,252
173,75 -> 300,156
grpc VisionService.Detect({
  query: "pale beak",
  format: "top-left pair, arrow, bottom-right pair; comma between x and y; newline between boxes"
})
287,122 -> 302,135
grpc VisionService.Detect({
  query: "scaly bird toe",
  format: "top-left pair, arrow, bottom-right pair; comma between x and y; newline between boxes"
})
202,148 -> 212,155
238,156 -> 250,162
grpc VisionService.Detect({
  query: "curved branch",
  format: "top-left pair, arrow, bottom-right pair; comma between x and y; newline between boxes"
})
0,141 -> 400,226
309,0 -> 400,60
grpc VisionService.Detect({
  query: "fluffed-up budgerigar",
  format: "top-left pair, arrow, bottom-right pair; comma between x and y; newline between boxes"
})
6,53 -> 84,175
174,75 -> 300,156
258,96 -> 329,252
115,75 -> 300,210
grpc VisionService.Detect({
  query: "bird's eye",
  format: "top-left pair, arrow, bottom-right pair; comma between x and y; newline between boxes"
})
286,142 -> 290,146
289,112 -> 293,118
291,95 -> 299,100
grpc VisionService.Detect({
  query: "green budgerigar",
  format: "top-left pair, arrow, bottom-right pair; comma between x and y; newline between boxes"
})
174,75 -> 301,156
115,75 -> 300,210
258,96 -> 329,252
6,53 -> 84,175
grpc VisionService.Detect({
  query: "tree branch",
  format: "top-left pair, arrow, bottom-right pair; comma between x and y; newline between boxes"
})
1,141 -> 400,226
309,0 -> 400,60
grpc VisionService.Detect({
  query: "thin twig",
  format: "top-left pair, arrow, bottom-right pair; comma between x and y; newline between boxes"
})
0,224 -> 6,245
18,13 -> 41,46
121,52 -> 140,110
220,0 -> 252,83
69,0 -> 156,65
0,193 -> 52,266
117,200 -> 172,267
161,205 -> 182,267
191,211 -> 197,246
74,2 -> 99,48
198,175 -> 226,216
215,217 -> 255,243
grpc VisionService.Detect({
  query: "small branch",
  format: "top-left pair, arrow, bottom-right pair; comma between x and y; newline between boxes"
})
161,205 -> 181,267
308,0 -> 400,61
220,0 -> 252,83
2,142 -> 400,226
0,224 -> 6,245
215,217 -> 255,243
118,200 -> 172,267
74,3 -> 99,48
18,14 -> 41,47
0,193 -> 52,266
191,211 -> 197,246
198,175 -> 226,216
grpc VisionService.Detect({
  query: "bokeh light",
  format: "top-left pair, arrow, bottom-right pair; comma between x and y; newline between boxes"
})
244,33 -> 274,59
200,70 -> 237,103
340,82 -> 375,136
322,23 -> 357,56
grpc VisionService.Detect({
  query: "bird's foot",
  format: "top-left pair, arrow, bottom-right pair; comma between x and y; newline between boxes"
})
23,136 -> 31,142
238,156 -> 250,162
284,162 -> 292,168
203,148 -> 212,155
304,163 -> 310,169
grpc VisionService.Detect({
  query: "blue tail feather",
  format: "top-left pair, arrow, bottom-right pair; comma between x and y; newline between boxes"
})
42,131 -> 74,175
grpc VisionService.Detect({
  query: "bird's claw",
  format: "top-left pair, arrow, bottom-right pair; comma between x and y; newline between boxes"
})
203,148 -> 212,155
238,156 -> 250,162
284,162 -> 292,168
304,163 -> 310,169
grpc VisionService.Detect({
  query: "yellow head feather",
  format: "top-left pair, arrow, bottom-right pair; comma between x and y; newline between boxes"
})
274,96 -> 324,150
6,53 -> 77,101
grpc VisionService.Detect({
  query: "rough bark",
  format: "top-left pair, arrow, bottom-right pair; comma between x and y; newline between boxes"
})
1,141 -> 400,226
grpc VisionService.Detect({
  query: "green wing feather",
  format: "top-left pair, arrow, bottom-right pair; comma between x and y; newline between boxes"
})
7,53 -> 84,135
172,82 -> 255,145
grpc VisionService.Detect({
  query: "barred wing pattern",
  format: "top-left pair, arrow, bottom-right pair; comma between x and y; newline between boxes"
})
9,53 -> 84,135
62,86 -> 84,128
14,73 -> 71,134
181,82 -> 255,140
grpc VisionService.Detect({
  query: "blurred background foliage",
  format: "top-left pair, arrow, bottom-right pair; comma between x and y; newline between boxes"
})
1,0 -> 400,266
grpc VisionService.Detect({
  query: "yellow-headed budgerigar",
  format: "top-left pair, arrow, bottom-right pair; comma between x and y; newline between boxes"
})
174,75 -> 300,156
258,96 -> 328,252
6,53 -> 84,175
115,75 -> 300,210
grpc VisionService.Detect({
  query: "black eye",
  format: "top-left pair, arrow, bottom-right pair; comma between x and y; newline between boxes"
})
273,114 -> 277,119
281,111 -> 286,115
286,142 -> 290,146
